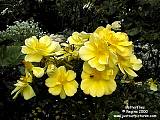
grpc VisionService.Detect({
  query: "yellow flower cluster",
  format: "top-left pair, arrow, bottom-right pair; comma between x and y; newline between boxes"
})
12,21 -> 142,100
12,35 -> 79,100
78,24 -> 142,97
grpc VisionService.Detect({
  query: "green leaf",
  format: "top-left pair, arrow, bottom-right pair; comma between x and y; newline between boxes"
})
0,46 -> 23,67
126,27 -> 141,36
108,111 -> 120,120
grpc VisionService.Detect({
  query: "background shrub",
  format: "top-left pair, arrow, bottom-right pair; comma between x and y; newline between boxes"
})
0,20 -> 44,46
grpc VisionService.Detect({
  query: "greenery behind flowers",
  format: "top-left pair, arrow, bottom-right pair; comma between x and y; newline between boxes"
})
1,0 -> 160,44
0,20 -> 44,46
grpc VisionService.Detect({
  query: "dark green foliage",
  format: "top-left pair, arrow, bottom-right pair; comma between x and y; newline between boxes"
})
0,46 -> 22,67
108,111 -> 120,120
1,0 -> 160,44
0,20 -> 44,46
1,77 -> 160,120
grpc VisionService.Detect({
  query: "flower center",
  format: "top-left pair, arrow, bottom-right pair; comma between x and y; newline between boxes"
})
89,70 -> 103,80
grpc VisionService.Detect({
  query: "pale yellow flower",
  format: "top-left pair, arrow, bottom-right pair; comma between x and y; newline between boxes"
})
22,61 -> 44,78
11,71 -> 35,100
94,26 -> 133,57
110,32 -> 133,57
46,64 -> 57,77
22,35 -> 61,62
79,33 -> 117,71
118,54 -> 142,77
148,78 -> 158,91
81,62 -> 117,97
93,26 -> 113,43
45,66 -> 78,99
32,67 -> 44,78
68,31 -> 90,45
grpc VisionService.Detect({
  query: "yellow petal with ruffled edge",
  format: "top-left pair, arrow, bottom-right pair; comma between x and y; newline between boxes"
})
45,78 -> 60,88
32,67 -> 44,78
98,54 -> 109,64
63,81 -> 78,96
104,80 -> 117,95
21,46 -> 34,54
88,57 -> 105,71
25,54 -> 43,62
46,41 -> 61,54
124,67 -> 138,77
80,79 -> 92,95
22,35 -> 62,62
68,31 -> 90,45
66,70 -> 76,81
81,78 -> 117,97
89,81 -> 104,97
68,32 -> 82,45
82,62 -> 93,74
79,46 -> 95,61
130,55 -> 142,70
22,85 -> 36,100
39,35 -> 52,47
25,36 -> 38,48
48,85 -> 62,95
